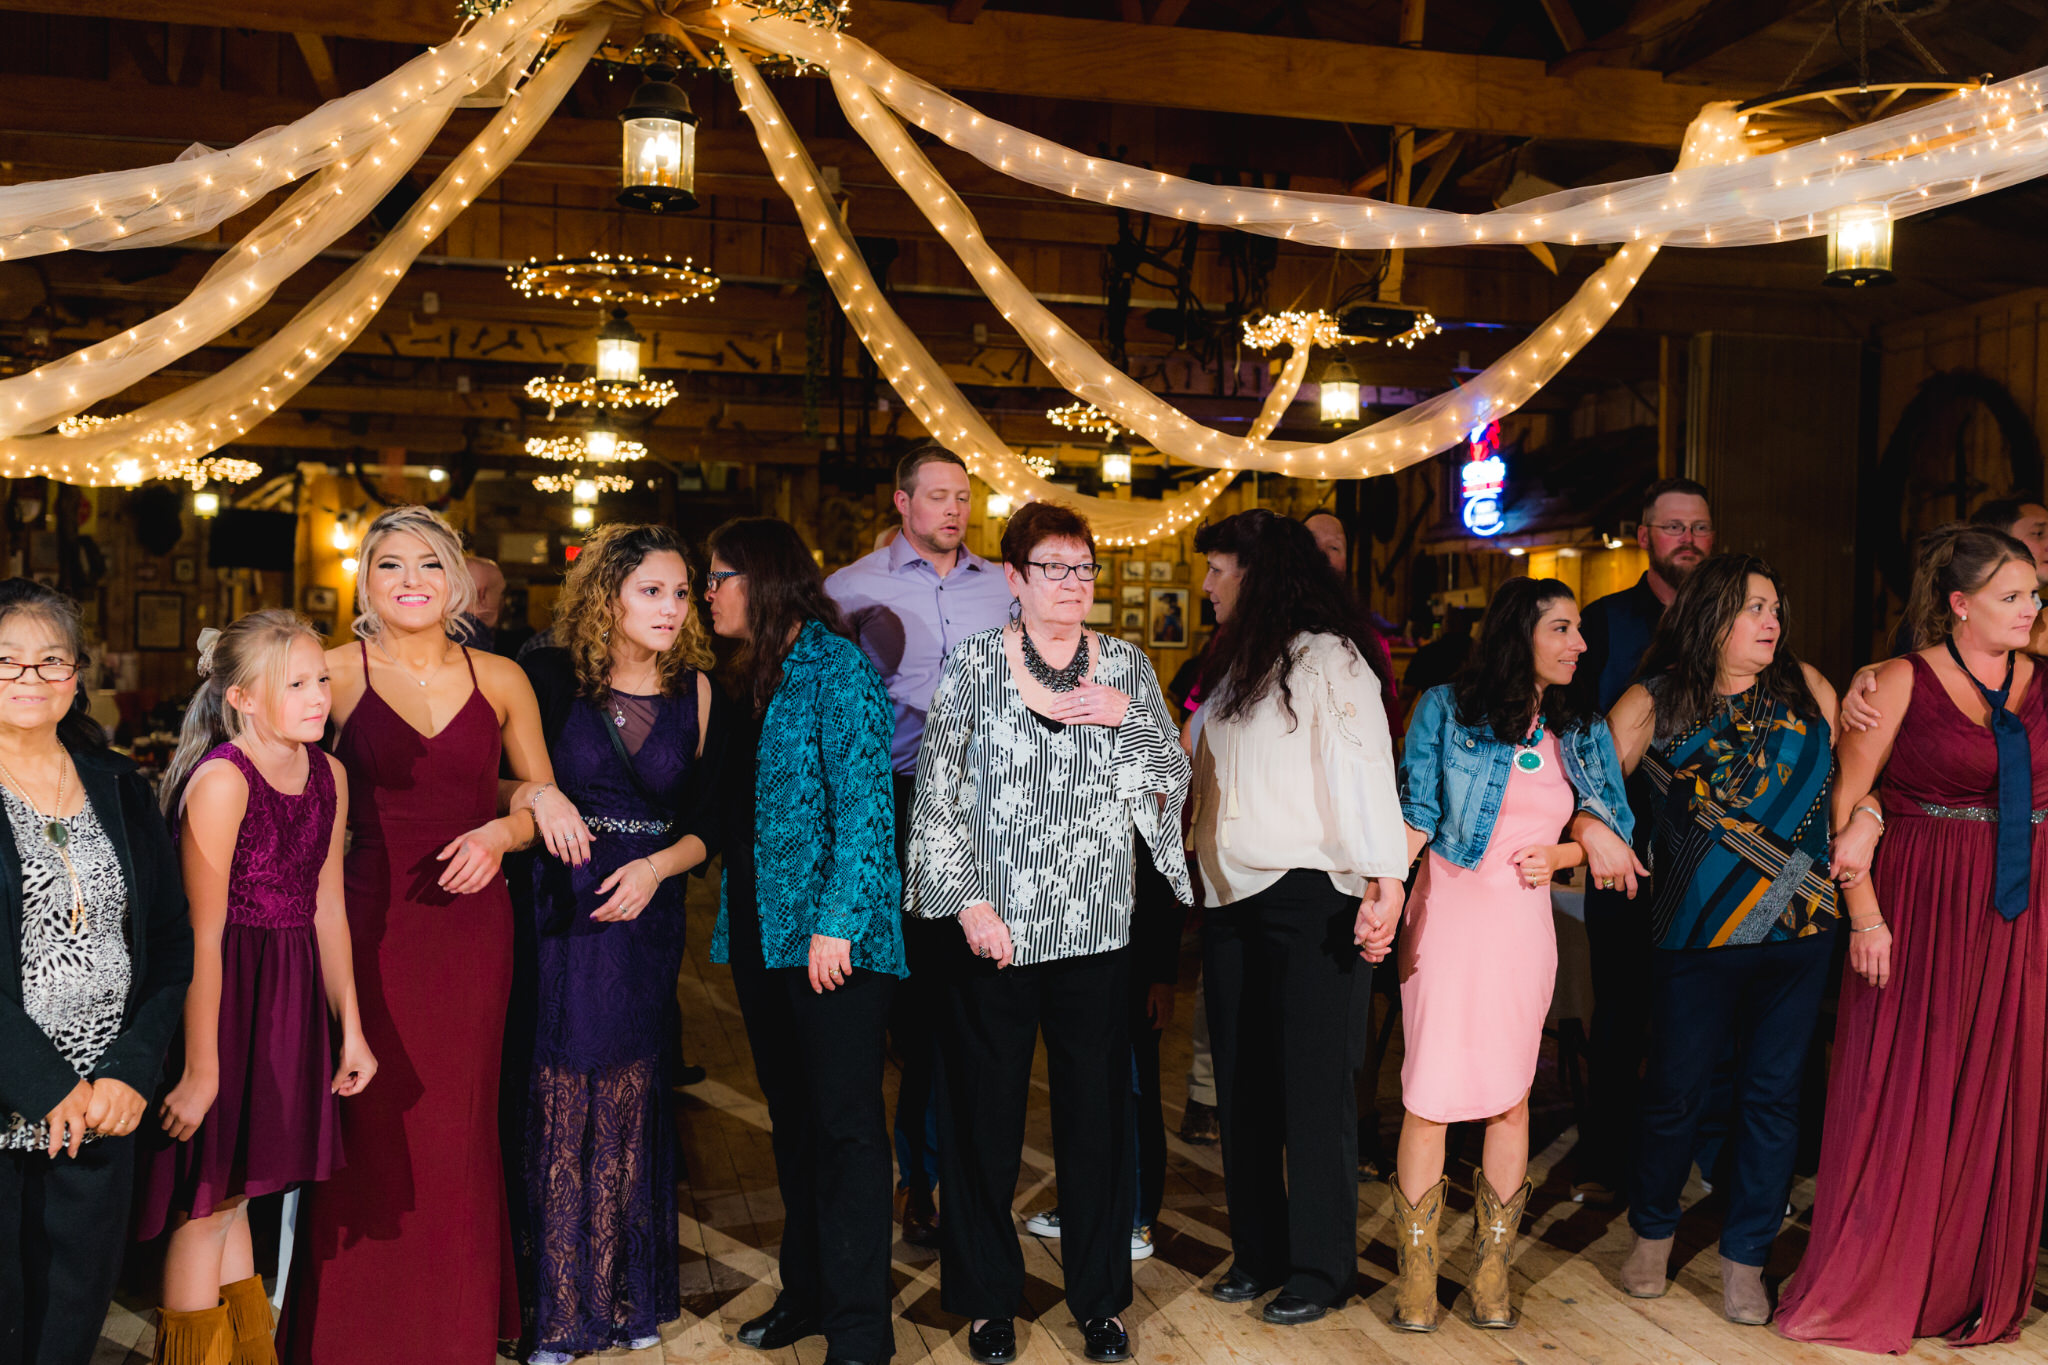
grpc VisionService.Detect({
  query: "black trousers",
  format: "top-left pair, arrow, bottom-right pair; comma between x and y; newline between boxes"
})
1128,993 -> 1166,1231
935,944 -> 1133,1323
730,960 -> 897,1361
1204,869 -> 1360,1306
0,1136 -> 135,1365
1581,882 -> 1655,1192
1629,933 -> 1832,1267
889,776 -> 944,1209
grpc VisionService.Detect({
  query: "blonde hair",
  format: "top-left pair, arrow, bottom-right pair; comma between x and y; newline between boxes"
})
160,609 -> 322,817
554,524 -> 713,700
350,505 -> 476,641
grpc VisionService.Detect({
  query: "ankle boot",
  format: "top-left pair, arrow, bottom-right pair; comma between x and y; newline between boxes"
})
152,1302 -> 232,1365
1719,1256 -> 1770,1326
1387,1175 -> 1447,1333
1468,1174 -> 1533,1329
1619,1233 -> 1674,1298
220,1277 -> 278,1365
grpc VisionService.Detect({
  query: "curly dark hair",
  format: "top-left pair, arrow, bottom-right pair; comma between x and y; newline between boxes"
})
706,517 -> 851,717
1450,577 -> 1595,743
1637,553 -> 1820,741
553,524 -> 714,703
1194,509 -> 1385,726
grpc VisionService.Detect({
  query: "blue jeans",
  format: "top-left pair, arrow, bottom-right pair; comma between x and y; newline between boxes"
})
1629,933 -> 1832,1265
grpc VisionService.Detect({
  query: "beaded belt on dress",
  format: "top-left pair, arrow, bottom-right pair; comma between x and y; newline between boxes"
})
584,816 -> 674,835
1915,803 -> 2048,824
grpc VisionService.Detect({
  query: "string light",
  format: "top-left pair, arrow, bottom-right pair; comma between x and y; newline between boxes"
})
523,374 -> 677,411
524,433 -> 647,463
507,253 -> 719,307
532,471 -> 633,493
1046,402 -> 1122,438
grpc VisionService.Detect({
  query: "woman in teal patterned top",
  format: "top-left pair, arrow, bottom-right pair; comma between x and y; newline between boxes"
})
704,517 -> 904,1365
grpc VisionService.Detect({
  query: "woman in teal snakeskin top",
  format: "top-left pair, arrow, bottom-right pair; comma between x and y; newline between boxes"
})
703,517 -> 903,1365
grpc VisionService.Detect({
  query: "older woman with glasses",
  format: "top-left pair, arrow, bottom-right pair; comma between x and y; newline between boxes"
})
907,501 -> 1191,1365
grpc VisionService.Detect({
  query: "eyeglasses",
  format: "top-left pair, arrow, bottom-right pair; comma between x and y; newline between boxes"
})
1025,560 -> 1102,582
0,660 -> 81,682
1646,520 -> 1715,540
703,570 -> 744,594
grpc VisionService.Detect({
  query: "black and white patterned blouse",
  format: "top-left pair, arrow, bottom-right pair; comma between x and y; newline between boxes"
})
0,786 -> 131,1151
905,626 -> 1192,966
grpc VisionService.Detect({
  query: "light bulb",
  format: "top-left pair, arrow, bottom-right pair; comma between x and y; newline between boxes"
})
330,521 -> 353,551
986,491 -> 1014,518
572,478 -> 598,505
427,467 -> 446,483
193,490 -> 220,519
571,504 -> 595,529
341,555 -> 359,575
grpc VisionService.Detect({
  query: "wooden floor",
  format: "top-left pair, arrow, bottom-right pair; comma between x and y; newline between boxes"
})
98,875 -> 2048,1364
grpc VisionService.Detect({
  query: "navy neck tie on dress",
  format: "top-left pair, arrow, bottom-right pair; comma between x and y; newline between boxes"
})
1946,639 -> 2032,920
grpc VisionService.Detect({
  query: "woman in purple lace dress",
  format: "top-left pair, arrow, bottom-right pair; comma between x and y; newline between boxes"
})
516,525 -> 723,1363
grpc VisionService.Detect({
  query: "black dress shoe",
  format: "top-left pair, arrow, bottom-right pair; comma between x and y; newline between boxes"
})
1081,1317 -> 1131,1363
1211,1267 -> 1275,1303
738,1304 -> 821,1350
1261,1293 -> 1329,1325
967,1318 -> 1017,1365
823,1359 -> 880,1365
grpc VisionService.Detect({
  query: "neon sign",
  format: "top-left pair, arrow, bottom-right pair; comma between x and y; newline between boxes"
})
1460,422 -> 1506,537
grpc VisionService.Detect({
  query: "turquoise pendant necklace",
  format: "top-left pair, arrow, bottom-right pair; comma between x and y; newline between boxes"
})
1515,716 -> 1547,774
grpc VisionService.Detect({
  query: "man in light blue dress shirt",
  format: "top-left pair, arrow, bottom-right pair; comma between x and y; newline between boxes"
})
825,443 -> 1014,1249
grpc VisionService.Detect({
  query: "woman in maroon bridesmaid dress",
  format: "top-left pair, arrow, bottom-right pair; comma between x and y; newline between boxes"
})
284,508 -> 589,1365
1779,524 -> 2048,1352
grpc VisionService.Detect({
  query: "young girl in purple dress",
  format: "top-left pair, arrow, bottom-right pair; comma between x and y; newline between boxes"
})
136,611 -> 376,1365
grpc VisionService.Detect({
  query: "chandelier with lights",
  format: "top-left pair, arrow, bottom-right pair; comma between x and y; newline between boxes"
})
524,373 -> 676,412
525,428 -> 647,463
1045,402 -> 1122,438
508,253 -> 720,307
532,470 -> 634,494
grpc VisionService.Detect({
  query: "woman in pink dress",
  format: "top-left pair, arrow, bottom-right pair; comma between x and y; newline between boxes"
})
1391,577 -> 1635,1332
1778,523 -> 2048,1352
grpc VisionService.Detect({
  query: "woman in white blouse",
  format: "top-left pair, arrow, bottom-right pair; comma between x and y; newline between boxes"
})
1188,510 -> 1407,1326
907,501 -> 1191,1365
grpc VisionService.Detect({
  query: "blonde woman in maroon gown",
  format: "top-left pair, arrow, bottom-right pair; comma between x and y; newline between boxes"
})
1779,524 -> 2048,1352
284,507 -> 590,1365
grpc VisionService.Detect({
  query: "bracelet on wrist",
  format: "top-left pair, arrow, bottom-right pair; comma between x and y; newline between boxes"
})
526,782 -> 556,812
1849,918 -> 1886,934
1851,803 -> 1886,836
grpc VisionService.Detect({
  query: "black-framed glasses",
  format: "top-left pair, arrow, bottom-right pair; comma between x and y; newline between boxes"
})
1646,520 -> 1714,539
0,660 -> 81,682
1025,560 -> 1102,582
703,570 -> 745,594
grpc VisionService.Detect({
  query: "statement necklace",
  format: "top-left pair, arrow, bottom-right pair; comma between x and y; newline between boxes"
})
0,752 -> 84,933
1019,624 -> 1089,693
1515,717 -> 1548,774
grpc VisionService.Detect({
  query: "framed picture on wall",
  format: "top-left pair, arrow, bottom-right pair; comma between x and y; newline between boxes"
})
172,557 -> 197,584
1148,560 -> 1173,582
1120,608 -> 1144,631
1148,587 -> 1189,648
305,586 -> 339,613
1120,585 -> 1145,606
1122,560 -> 1146,582
1121,632 -> 1146,647
135,592 -> 184,651
1084,601 -> 1113,626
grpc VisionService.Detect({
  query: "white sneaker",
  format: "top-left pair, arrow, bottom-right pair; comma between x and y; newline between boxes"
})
1130,1226 -> 1155,1261
1024,1208 -> 1063,1237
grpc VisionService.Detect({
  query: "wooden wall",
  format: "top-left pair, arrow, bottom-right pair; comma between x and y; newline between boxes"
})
1688,333 -> 1865,686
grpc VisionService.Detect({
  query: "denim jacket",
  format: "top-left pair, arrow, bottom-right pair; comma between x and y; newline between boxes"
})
1399,684 -> 1633,871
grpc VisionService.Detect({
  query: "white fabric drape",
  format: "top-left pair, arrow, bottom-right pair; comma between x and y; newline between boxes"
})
730,8 -> 2047,252
0,0 -> 580,260
0,22 -> 609,483
727,46 -> 1235,542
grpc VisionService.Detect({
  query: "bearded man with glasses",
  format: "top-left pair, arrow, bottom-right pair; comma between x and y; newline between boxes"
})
1570,477 -> 1714,1207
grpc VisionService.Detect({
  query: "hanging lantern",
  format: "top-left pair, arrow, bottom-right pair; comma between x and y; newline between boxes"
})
572,477 -> 599,506
618,47 -> 698,214
986,490 -> 1014,519
1099,435 -> 1133,486
571,504 -> 596,529
192,489 -> 220,519
1319,357 -> 1362,425
585,416 -> 619,462
1824,205 -> 1895,287
594,308 -> 644,383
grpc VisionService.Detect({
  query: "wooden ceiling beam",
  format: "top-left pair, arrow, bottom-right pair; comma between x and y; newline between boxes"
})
0,0 -> 1760,145
1656,0 -> 1817,75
